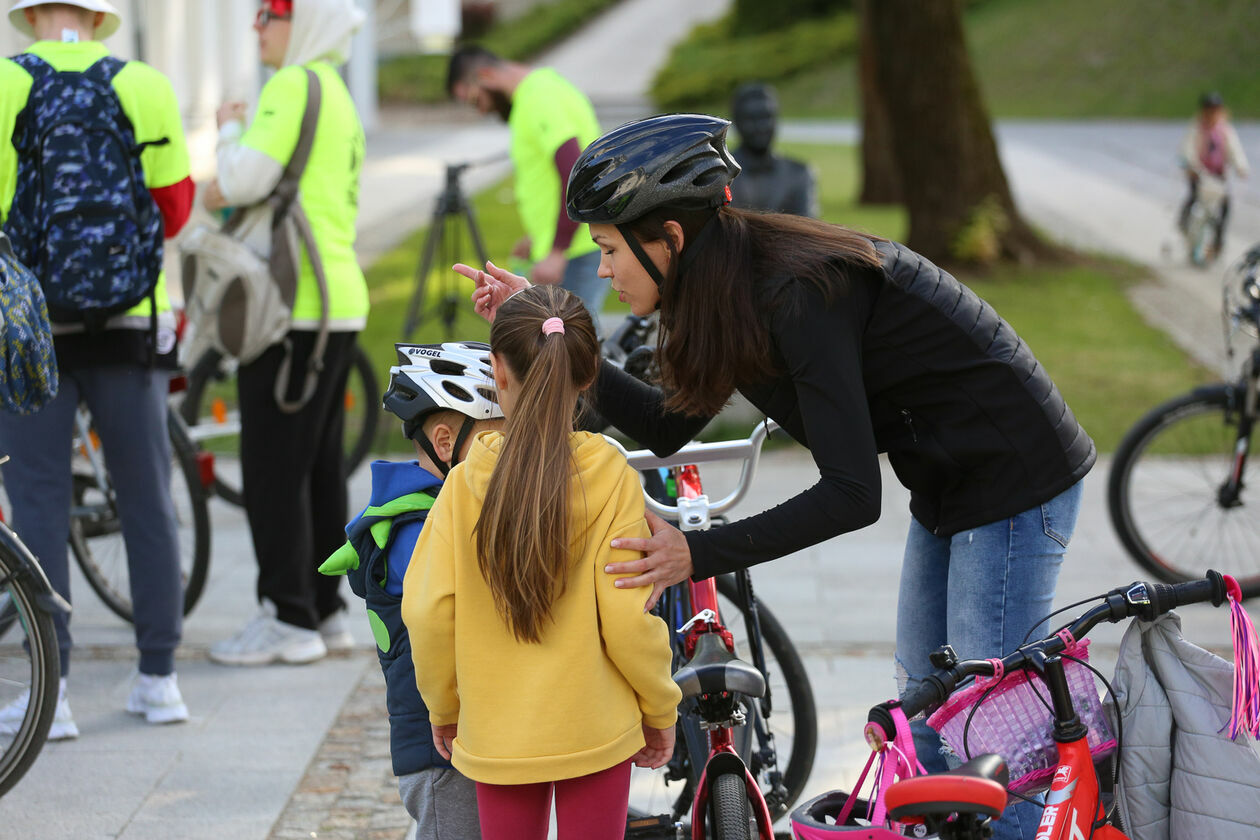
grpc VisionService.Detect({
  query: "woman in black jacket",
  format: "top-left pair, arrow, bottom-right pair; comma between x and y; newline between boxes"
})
463,114 -> 1095,840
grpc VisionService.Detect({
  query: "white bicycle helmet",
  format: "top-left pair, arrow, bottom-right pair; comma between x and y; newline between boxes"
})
383,342 -> 503,474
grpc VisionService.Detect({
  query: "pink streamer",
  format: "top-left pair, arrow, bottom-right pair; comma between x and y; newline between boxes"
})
1225,575 -> 1260,740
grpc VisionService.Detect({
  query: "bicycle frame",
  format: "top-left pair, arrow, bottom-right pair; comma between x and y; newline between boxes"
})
617,422 -> 781,839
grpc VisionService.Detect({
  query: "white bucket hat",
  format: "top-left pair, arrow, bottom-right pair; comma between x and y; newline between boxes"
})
9,0 -> 122,39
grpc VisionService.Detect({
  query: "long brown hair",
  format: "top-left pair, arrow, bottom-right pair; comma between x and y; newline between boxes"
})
623,206 -> 882,416
476,285 -> 600,642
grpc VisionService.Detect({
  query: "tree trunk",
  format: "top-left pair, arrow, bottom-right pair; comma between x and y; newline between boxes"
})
866,0 -> 1060,265
855,0 -> 901,204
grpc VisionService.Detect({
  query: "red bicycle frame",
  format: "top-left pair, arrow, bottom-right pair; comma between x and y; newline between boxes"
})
670,463 -> 776,840
1034,737 -> 1125,840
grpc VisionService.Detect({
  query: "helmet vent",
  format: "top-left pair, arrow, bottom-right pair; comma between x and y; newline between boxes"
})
430,359 -> 467,375
442,382 -> 474,403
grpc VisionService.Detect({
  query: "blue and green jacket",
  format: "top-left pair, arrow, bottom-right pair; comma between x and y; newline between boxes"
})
320,459 -> 448,776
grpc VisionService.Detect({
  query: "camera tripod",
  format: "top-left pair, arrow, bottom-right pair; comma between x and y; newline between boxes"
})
402,157 -> 498,339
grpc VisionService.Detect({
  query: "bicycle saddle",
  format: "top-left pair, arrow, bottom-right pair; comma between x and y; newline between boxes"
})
885,754 -> 1010,821
672,632 -> 766,700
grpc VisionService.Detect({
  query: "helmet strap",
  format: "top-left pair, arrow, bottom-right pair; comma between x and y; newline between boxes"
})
415,415 -> 477,477
450,416 -> 477,470
675,211 -> 720,281
617,223 -> 667,288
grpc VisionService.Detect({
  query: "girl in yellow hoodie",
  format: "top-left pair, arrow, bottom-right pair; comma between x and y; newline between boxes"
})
401,284 -> 681,839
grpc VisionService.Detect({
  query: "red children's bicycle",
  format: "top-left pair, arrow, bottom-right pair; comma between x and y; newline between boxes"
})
791,570 -> 1259,839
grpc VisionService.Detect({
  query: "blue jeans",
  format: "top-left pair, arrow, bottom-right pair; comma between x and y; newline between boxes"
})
895,480 -> 1084,840
560,250 -> 607,326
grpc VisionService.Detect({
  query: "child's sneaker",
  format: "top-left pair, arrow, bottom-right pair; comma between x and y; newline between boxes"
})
209,600 -> 327,666
317,609 -> 355,652
0,677 -> 79,740
126,673 -> 189,724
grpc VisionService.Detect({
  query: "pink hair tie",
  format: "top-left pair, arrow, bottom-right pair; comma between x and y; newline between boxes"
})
541,317 -> 565,336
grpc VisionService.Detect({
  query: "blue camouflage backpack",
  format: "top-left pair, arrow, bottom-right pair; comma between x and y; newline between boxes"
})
2,54 -> 165,332
0,231 -> 58,415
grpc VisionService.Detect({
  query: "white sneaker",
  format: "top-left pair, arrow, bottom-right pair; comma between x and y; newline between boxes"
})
209,601 -> 327,666
0,677 -> 79,740
317,609 -> 355,652
126,673 -> 189,724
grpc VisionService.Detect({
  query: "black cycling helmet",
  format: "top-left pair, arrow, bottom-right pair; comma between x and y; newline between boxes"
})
1201,91 -> 1224,109
566,113 -> 741,226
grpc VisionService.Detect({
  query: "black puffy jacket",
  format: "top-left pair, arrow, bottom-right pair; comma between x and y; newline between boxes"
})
593,239 -> 1096,580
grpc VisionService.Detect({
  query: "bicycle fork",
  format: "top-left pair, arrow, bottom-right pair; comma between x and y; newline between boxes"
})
673,464 -> 775,839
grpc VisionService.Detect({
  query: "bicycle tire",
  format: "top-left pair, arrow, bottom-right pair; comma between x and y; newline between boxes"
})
69,407 -> 212,622
627,576 -> 817,824
1108,384 -> 1260,599
0,529 -> 60,798
180,343 -> 379,508
710,771 -> 754,840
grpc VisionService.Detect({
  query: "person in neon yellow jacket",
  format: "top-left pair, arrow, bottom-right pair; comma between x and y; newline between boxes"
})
0,0 -> 195,738
205,0 -> 370,667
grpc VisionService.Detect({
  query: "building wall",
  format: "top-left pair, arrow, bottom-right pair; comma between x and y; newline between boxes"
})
0,0 -> 377,180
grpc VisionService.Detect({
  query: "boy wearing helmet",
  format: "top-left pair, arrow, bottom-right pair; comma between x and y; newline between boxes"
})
319,342 -> 502,839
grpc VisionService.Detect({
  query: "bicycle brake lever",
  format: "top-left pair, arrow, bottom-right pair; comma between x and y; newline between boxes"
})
678,609 -> 717,634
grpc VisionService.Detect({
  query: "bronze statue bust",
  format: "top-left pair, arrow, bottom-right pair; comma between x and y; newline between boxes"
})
729,83 -> 818,217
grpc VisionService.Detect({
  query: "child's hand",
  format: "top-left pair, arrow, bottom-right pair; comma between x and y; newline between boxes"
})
432,723 -> 458,760
631,723 -> 675,769
458,260 -> 530,323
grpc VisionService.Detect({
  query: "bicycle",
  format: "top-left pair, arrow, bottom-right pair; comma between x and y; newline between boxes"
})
176,342 -> 380,507
792,570 -> 1250,839
1181,172 -> 1228,268
611,421 -> 818,839
0,454 -> 69,798
1107,245 -> 1260,600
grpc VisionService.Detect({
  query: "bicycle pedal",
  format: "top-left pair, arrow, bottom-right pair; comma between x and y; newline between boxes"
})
625,814 -> 684,839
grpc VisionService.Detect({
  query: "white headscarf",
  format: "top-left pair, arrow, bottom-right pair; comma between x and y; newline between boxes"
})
283,0 -> 365,67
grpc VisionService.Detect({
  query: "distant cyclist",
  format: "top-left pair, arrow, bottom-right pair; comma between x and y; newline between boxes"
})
1178,92 -> 1250,258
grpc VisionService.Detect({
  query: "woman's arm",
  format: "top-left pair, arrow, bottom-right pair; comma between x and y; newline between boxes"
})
592,360 -> 711,456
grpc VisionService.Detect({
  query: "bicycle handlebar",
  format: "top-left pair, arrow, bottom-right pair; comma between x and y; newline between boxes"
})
875,570 -> 1231,733
603,420 -> 781,522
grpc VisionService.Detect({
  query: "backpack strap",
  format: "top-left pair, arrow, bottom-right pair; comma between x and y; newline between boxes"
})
267,67 -> 331,414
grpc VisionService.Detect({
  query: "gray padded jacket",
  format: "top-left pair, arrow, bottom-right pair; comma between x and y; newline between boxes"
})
1109,612 -> 1260,838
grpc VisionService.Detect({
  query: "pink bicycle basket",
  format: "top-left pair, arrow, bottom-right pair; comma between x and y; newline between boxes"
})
925,640 -> 1117,794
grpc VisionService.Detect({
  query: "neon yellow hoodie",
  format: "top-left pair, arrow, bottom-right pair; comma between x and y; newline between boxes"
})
402,430 -> 681,785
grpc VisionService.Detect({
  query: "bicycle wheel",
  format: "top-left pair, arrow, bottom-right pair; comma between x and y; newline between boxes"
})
709,771 -> 754,840
627,576 -> 817,824
342,343 -> 380,475
69,407 -> 211,622
1108,384 -> 1260,598
0,527 -> 60,798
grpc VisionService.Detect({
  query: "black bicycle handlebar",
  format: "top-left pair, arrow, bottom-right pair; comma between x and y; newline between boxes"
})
872,571 -> 1230,733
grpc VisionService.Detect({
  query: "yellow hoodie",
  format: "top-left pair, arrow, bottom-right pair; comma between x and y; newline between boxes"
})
402,430 -> 682,785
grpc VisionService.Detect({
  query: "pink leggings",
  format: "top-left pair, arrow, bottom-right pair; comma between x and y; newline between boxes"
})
475,759 -> 632,840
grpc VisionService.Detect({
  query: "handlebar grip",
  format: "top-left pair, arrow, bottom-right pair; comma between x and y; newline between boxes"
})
899,675 -> 949,720
1138,570 -> 1227,620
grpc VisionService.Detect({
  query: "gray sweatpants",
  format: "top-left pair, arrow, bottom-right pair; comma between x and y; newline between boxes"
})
399,767 -> 481,840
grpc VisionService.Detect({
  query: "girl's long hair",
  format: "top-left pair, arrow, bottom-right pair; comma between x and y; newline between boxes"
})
477,285 -> 600,642
623,206 -> 882,416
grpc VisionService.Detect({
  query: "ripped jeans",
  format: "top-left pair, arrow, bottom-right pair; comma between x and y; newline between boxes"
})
895,480 -> 1084,840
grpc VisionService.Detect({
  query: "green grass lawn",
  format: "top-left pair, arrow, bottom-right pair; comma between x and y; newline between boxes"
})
358,141 -> 1214,455
656,0 -> 1260,118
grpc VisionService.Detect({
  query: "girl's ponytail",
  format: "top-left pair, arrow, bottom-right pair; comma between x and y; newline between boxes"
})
477,285 -> 600,642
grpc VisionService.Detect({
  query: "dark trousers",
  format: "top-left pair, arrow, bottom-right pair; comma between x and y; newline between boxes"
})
0,365 -> 182,676
238,330 -> 356,629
